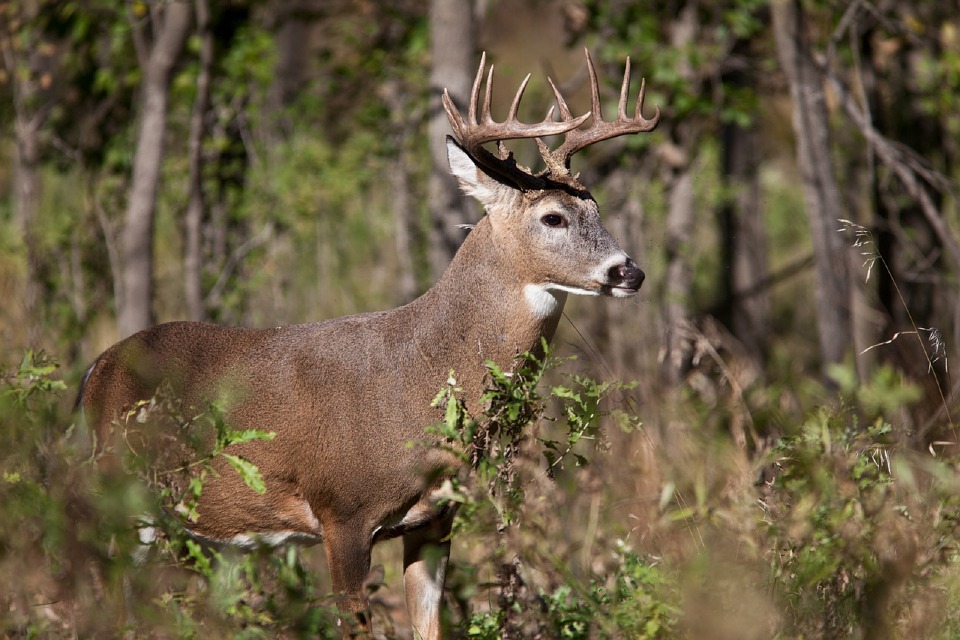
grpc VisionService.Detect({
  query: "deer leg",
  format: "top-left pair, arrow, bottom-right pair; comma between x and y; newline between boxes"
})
323,526 -> 373,636
402,512 -> 454,640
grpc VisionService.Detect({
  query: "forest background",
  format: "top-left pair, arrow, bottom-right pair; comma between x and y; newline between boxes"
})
2,0 -> 960,638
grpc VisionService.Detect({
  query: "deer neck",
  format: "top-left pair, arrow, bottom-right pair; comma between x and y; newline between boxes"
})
408,216 -> 565,401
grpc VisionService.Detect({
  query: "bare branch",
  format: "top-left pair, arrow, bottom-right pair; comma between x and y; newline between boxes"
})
813,53 -> 960,274
126,2 -> 150,70
825,0 -> 862,69
204,223 -> 274,309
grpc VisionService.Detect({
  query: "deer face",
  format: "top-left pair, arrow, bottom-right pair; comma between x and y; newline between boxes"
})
447,139 -> 643,315
517,189 -> 643,297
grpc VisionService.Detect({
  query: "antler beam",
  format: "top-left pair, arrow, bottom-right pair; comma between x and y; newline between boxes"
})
442,52 -> 590,152
442,52 -> 590,188
443,50 -> 661,188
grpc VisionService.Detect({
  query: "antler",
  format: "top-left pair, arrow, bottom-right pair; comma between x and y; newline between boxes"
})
542,49 -> 661,175
442,52 -> 590,189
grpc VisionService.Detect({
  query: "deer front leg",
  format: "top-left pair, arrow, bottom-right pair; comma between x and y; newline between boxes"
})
323,526 -> 373,637
403,513 -> 454,640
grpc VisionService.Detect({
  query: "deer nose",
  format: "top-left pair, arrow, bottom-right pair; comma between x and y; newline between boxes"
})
608,259 -> 645,290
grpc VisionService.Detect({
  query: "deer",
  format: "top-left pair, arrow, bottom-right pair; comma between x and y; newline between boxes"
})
76,49 -> 660,639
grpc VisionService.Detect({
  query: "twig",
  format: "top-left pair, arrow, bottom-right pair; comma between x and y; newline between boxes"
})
856,0 -> 926,48
204,222 -> 274,308
838,220 -> 954,429
674,319 -> 760,450
125,1 -> 150,70
825,0 -> 862,68
92,180 -> 124,315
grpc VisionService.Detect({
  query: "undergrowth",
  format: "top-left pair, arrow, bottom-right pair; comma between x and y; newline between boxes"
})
1,347 -> 959,638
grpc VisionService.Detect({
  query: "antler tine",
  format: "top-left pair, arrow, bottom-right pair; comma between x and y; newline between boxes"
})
481,64 -> 495,124
547,77 -> 574,121
547,48 -> 662,171
585,49 -> 603,122
467,52 -> 486,126
618,57 -> 631,121
506,73 -> 532,123
637,77 -> 660,122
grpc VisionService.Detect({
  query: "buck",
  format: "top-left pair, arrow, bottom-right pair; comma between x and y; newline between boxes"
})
77,49 -> 660,638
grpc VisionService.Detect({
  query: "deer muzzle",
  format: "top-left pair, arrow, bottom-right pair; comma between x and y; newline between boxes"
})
606,258 -> 645,296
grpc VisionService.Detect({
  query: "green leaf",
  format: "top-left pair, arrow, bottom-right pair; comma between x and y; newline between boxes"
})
185,539 -> 214,578
222,453 -> 267,494
445,393 -> 461,429
225,429 -> 276,445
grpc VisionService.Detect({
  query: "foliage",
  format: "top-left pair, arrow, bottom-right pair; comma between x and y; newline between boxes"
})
3,349 -> 67,408
430,341 -> 636,533
585,0 -> 769,124
538,543 -> 679,639
5,343 -> 960,638
430,346 -> 672,638
0,353 -> 349,638
759,405 -> 960,638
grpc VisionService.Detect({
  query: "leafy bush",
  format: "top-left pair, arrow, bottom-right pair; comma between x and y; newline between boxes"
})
762,404 -> 960,638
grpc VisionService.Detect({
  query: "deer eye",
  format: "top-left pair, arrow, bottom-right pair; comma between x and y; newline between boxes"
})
541,213 -> 567,228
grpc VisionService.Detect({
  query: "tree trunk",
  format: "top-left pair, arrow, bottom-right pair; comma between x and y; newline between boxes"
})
184,0 -> 212,322
2,0 -> 47,345
12,93 -> 44,345
660,162 -> 696,383
659,1 -> 699,384
383,77 -> 420,304
427,0 -> 475,279
772,0 -> 854,372
264,0 -> 313,144
118,1 -> 193,338
719,116 -> 770,364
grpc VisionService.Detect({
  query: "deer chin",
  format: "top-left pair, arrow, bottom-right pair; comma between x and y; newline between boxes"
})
608,285 -> 641,298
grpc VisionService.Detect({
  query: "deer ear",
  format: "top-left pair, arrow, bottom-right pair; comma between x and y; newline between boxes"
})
446,136 -> 517,213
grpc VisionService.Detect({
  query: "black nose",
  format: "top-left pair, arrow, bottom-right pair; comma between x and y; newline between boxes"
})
608,259 -> 645,290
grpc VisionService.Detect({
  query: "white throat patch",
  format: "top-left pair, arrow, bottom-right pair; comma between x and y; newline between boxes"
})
524,284 -> 573,319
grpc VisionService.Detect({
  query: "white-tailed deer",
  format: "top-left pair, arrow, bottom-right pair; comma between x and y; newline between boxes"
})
76,49 -> 659,638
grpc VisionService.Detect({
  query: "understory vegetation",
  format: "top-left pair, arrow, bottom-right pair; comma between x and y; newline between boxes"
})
1,344 -> 958,638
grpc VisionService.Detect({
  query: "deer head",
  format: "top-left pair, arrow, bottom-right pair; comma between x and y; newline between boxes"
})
441,49 -> 660,317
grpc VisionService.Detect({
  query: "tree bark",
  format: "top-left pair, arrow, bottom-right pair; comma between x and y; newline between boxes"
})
118,1 -> 193,338
659,1 -> 699,384
427,0 -> 475,279
772,0 -> 854,371
660,162 -> 696,383
184,0 -> 212,322
383,77 -> 420,304
11,86 -> 45,345
719,116 -> 770,364
264,0 -> 314,144
1,0 -> 48,345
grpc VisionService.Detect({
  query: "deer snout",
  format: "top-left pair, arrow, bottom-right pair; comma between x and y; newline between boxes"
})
607,258 -> 645,296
